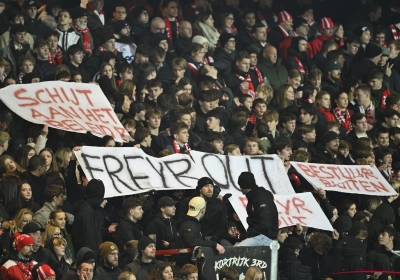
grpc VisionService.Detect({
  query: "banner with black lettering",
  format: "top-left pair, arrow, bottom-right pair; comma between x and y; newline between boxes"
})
0,81 -> 132,142
229,193 -> 333,231
190,151 -> 294,195
291,162 -> 397,196
75,147 -> 208,198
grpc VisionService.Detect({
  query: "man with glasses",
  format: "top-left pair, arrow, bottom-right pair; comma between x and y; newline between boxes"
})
97,242 -> 122,279
22,223 -> 57,272
33,184 -> 74,228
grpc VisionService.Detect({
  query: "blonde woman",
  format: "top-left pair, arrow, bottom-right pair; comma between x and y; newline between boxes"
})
48,209 -> 74,263
2,208 -> 33,254
244,266 -> 263,280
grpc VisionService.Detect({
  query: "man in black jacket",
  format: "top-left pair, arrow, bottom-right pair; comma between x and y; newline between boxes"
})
146,196 -> 177,250
176,196 -> 225,254
114,197 -> 144,250
236,172 -> 278,246
71,179 -> 106,254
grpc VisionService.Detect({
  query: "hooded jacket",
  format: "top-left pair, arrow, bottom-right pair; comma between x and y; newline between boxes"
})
284,37 -> 314,81
44,237 -> 71,277
61,247 -> 97,280
71,179 -> 105,254
310,34 -> 333,57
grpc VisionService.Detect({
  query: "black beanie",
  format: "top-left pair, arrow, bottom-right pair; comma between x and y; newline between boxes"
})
238,172 -> 257,189
219,32 -> 235,47
131,6 -> 148,20
365,43 -> 382,59
196,177 -> 214,191
138,236 -> 155,252
150,32 -> 169,49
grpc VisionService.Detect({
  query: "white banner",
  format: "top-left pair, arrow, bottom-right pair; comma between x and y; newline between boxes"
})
0,81 -> 132,142
229,193 -> 333,231
291,162 -> 397,196
75,147 -> 209,198
190,151 -> 294,195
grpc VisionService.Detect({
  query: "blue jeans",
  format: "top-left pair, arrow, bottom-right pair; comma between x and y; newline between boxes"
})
235,234 -> 274,247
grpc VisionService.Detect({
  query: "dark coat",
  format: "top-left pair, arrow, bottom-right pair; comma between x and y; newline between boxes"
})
213,47 -> 236,76
34,59 -> 55,81
114,215 -> 143,250
96,265 -> 123,280
71,179 -> 105,254
176,215 -> 218,249
257,52 -> 288,92
299,247 -> 334,280
347,58 -> 377,87
145,214 -> 177,249
245,186 -> 278,239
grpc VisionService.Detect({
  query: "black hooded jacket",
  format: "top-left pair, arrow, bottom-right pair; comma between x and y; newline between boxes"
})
245,186 -> 278,240
61,247 -> 97,280
114,214 -> 143,251
71,179 -> 105,254
45,237 -> 71,278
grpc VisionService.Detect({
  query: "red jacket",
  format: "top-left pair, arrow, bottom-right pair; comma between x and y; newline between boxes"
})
1,259 -> 37,280
309,35 -> 333,57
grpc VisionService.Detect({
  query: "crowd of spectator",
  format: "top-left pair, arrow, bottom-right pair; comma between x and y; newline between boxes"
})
0,0 -> 400,279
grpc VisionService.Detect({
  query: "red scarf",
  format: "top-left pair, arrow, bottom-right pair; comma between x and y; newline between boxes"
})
235,72 -> 255,98
71,20 -> 92,56
291,173 -> 301,188
360,103 -> 376,125
337,38 -> 344,47
87,2 -> 103,14
248,113 -> 257,125
187,63 -> 199,76
98,45 -> 117,55
48,47 -> 63,65
229,25 -> 237,34
390,25 -> 400,42
318,107 -> 335,121
16,261 -> 35,280
293,56 -> 307,75
301,16 -> 315,26
173,140 -> 190,154
278,25 -> 289,38
253,66 -> 263,85
165,17 -> 179,40
257,12 -> 270,32
332,108 -> 353,132
380,89 -> 391,109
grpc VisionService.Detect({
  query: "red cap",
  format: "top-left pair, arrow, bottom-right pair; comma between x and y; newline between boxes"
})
278,11 -> 293,24
13,233 -> 34,252
320,17 -> 334,30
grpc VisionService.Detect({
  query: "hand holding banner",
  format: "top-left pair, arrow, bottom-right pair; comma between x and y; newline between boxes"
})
291,162 -> 397,196
0,81 -> 132,142
229,193 -> 333,231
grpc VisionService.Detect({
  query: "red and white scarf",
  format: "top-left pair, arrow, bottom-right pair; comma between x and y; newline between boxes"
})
48,47 -> 63,65
359,103 -> 376,125
228,25 -> 237,34
390,25 -> 400,42
293,56 -> 307,75
257,12 -> 269,32
253,66 -> 263,85
380,89 -> 391,109
98,45 -> 117,55
332,108 -> 353,132
278,25 -> 289,38
165,17 -> 179,40
187,63 -> 200,76
16,261 -> 35,280
235,73 -> 255,98
71,20 -> 92,56
87,3 -> 104,24
301,16 -> 315,26
173,140 -> 190,154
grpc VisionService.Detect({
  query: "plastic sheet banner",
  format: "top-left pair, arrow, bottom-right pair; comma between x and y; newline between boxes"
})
202,246 -> 271,280
190,151 -> 294,195
0,81 -> 132,142
75,147 -> 209,198
291,162 -> 397,196
229,193 -> 333,231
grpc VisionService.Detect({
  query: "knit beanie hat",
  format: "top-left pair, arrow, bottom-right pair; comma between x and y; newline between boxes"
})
278,11 -> 293,24
353,26 -> 369,38
319,17 -> 334,30
138,236 -> 155,252
238,172 -> 257,189
98,242 -> 118,259
131,6 -> 148,20
114,20 -> 130,34
364,43 -> 382,59
192,35 -> 209,45
150,32 -> 169,49
219,32 -> 235,47
196,177 -> 214,191
34,264 -> 56,280
14,233 -> 34,252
